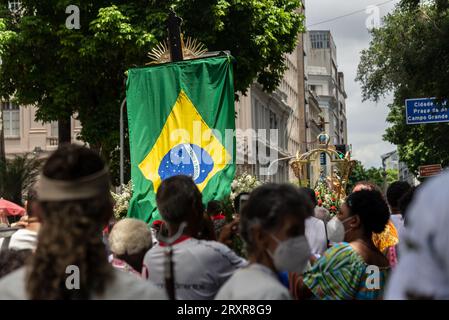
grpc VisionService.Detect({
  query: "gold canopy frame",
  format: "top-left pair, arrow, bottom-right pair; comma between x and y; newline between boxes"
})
290,134 -> 356,201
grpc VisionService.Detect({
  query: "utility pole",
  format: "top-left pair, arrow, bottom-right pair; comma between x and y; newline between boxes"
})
0,107 -> 5,164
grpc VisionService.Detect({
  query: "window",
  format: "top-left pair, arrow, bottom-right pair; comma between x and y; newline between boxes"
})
8,1 -> 21,12
310,84 -> 323,95
269,110 -> 278,129
50,121 -> 59,137
310,32 -> 330,49
2,101 -> 20,138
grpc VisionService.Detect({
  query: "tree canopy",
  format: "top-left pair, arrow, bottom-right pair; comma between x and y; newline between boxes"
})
357,0 -> 449,174
346,160 -> 398,193
0,0 -> 304,182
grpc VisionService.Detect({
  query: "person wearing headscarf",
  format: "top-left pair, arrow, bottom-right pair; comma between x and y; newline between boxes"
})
0,144 -> 166,300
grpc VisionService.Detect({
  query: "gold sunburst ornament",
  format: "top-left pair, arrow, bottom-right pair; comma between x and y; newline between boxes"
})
147,35 -> 208,65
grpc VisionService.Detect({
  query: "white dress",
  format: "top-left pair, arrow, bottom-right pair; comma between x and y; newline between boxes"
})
215,264 -> 291,300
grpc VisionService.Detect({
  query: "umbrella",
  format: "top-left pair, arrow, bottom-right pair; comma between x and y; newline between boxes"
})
0,198 -> 26,216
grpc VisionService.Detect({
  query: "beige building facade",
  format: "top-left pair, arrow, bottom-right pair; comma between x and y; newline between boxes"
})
235,3 -> 316,184
2,102 -> 82,158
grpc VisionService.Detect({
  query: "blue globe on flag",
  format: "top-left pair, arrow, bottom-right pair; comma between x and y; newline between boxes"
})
158,143 -> 214,184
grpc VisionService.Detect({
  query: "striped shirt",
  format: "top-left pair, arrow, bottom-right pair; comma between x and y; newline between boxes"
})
303,242 -> 390,300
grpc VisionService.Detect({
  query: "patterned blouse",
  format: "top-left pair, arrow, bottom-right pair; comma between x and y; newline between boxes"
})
303,242 -> 390,300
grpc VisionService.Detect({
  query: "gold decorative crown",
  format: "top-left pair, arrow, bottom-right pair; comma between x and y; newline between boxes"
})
147,35 -> 208,65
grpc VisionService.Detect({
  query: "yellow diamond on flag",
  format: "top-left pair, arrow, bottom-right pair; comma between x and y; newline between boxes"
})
139,90 -> 231,192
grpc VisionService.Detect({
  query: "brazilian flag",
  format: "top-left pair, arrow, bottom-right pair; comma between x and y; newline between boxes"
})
126,56 -> 236,224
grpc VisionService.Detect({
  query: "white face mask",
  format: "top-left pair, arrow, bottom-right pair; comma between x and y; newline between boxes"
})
267,235 -> 311,274
326,216 -> 354,243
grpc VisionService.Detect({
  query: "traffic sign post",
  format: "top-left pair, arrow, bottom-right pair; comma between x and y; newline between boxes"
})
406,98 -> 449,125
419,164 -> 443,178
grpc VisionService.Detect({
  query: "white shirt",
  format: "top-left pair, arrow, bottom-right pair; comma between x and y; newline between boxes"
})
8,229 -> 37,251
143,237 -> 247,300
0,267 -> 167,300
390,214 -> 405,241
305,216 -> 328,256
386,171 -> 449,299
215,263 -> 291,300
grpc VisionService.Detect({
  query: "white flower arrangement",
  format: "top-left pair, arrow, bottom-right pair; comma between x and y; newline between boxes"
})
230,172 -> 262,201
111,180 -> 133,220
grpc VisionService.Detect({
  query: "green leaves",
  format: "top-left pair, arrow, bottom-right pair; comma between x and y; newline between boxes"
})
0,0 -> 304,184
0,154 -> 42,205
346,160 -> 398,193
357,1 -> 449,176
176,0 -> 304,94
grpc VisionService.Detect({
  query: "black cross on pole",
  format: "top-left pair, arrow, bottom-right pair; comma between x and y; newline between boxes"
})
164,10 -> 183,301
167,9 -> 184,62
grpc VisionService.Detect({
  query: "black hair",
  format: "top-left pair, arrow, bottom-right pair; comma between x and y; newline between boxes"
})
346,190 -> 390,234
0,249 -> 33,278
233,192 -> 250,214
206,200 -> 222,216
299,187 -> 318,207
398,186 -> 418,226
156,175 -> 204,225
240,184 -> 312,252
386,181 -> 412,209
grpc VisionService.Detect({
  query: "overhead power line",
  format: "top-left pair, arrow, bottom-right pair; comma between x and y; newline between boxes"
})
307,0 -> 396,28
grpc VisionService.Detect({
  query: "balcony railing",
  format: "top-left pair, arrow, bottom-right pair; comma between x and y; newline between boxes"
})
47,137 -> 58,146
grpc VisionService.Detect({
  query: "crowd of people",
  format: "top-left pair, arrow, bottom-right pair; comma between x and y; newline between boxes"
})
0,144 -> 447,299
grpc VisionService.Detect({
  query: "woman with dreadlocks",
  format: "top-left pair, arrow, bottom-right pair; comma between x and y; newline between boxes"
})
0,144 -> 166,300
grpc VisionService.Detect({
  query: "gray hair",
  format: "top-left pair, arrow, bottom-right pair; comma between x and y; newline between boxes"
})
109,218 -> 152,256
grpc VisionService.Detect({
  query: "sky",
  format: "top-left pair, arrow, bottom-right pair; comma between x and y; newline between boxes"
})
305,0 -> 401,168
